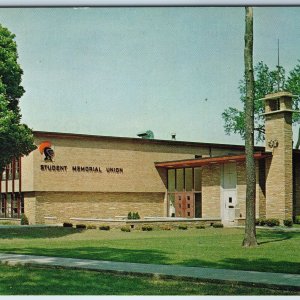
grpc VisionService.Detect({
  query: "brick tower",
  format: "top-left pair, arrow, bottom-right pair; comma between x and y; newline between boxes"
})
262,91 -> 294,221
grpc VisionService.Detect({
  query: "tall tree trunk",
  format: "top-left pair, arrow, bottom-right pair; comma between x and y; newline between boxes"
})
243,7 -> 257,247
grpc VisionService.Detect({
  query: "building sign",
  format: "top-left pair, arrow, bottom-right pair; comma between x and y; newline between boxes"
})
40,165 -> 124,174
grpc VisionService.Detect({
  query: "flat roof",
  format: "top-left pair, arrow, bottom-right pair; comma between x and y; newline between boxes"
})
33,130 -> 265,151
155,152 -> 272,169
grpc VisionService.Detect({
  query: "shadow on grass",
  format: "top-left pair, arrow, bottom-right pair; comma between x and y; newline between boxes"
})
256,230 -> 298,245
2,246 -> 169,265
181,257 -> 300,274
0,227 -> 80,239
1,263 -> 296,296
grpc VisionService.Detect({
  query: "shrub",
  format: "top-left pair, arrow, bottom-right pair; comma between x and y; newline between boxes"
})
121,226 -> 131,232
87,225 -> 97,229
283,219 -> 293,227
178,224 -> 188,230
196,225 -> 206,229
20,214 -> 29,225
141,225 -> 153,231
127,211 -> 140,220
75,224 -> 86,229
63,222 -> 73,228
161,225 -> 171,231
265,218 -> 280,227
256,218 -> 266,226
99,225 -> 110,231
212,223 -> 224,228
294,215 -> 300,224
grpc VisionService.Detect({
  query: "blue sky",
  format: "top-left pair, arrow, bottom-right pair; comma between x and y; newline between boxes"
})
0,7 -> 300,145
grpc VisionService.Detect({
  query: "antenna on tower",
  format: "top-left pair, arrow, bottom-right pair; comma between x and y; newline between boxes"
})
277,38 -> 280,91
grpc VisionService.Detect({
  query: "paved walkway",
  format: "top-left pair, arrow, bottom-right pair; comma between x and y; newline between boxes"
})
0,253 -> 299,290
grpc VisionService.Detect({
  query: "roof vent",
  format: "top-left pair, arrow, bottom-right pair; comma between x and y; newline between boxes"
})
137,130 -> 154,139
171,133 -> 176,141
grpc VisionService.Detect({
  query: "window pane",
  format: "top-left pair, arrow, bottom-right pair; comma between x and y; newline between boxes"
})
185,168 -> 193,191
168,169 -> 175,192
194,167 -> 202,191
176,169 -> 184,191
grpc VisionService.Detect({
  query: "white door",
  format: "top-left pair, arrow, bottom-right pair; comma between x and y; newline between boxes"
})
223,190 -> 237,224
222,163 -> 237,225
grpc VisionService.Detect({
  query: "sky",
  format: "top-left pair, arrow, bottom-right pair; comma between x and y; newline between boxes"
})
0,7 -> 300,145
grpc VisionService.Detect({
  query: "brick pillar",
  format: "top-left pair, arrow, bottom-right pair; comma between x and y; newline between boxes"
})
263,92 -> 293,220
201,164 -> 221,218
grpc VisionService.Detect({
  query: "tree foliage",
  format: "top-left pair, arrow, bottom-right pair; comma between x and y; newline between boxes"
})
222,61 -> 300,142
0,24 -> 36,171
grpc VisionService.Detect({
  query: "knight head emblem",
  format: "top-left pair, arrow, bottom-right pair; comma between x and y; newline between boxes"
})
38,141 -> 55,162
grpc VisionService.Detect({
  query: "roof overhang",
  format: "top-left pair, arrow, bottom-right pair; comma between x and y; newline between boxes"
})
155,152 -> 272,169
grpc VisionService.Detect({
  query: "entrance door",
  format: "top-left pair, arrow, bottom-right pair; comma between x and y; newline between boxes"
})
222,163 -> 237,225
175,192 -> 194,218
223,190 -> 237,224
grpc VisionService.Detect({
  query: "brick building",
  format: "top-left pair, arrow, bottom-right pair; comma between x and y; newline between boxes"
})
1,92 -> 300,225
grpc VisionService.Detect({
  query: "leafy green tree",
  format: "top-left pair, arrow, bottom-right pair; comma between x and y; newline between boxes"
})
222,61 -> 300,142
0,24 -> 36,171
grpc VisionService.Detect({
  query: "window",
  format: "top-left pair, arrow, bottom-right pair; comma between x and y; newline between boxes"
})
15,159 -> 20,179
0,194 -> 6,215
185,168 -> 193,191
194,167 -> 202,191
1,168 -> 6,181
167,169 -> 175,192
12,197 -> 18,217
8,163 -> 13,180
176,169 -> 184,191
21,196 -> 24,214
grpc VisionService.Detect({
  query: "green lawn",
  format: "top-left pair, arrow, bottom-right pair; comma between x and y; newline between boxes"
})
0,226 -> 299,274
0,263 -> 298,295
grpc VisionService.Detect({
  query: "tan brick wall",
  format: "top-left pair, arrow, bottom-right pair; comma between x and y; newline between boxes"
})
18,133 -> 247,224
24,195 -> 36,224
201,165 -> 221,218
265,110 -> 293,220
27,135 -> 245,194
32,191 -> 164,224
21,152 -> 34,191
236,161 -> 262,219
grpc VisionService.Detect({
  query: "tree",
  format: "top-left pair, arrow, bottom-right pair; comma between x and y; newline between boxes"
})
242,7 -> 257,247
0,24 -> 36,172
222,61 -> 300,143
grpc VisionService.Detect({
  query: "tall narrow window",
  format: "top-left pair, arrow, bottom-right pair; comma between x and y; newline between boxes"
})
185,168 -> 193,191
168,169 -> 175,192
20,194 -> 24,214
194,167 -> 202,191
15,159 -> 20,179
8,163 -> 13,180
176,169 -> 184,191
0,194 -> 5,217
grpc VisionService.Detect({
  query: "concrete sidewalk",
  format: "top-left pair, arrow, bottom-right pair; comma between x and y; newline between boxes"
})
0,253 -> 299,290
